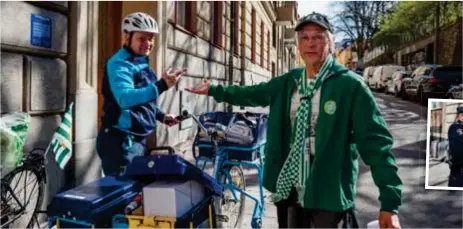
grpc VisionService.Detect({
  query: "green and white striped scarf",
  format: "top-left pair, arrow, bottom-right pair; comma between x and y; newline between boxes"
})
272,55 -> 334,206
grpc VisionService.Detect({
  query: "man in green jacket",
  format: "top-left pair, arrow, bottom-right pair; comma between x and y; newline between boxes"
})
186,12 -> 402,228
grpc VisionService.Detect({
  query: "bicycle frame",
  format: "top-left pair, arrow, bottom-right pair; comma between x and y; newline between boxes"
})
183,110 -> 266,228
195,144 -> 266,228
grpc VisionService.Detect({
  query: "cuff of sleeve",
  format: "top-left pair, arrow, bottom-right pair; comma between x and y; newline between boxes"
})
150,83 -> 159,99
208,84 -> 217,96
155,79 -> 168,95
380,203 -> 399,214
156,112 -> 166,123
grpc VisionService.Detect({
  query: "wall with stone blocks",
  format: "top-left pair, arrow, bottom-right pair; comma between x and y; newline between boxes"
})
155,1 -> 277,147
1,53 -> 23,112
1,1 -> 68,54
0,0 -> 70,215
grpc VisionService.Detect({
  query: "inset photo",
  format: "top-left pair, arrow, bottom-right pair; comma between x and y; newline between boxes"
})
426,99 -> 463,190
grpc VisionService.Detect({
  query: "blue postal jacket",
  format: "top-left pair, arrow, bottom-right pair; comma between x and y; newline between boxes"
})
101,46 -> 167,136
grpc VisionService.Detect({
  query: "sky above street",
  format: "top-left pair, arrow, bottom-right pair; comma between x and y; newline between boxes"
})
297,0 -> 344,42
297,0 -> 335,18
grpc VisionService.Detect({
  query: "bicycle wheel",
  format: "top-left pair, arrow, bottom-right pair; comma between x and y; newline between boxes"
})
1,166 -> 44,228
215,165 -> 246,228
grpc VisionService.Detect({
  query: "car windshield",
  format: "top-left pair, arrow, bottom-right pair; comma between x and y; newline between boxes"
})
433,67 -> 462,79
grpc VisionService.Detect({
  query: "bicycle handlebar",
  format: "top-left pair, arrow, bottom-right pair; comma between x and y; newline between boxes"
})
181,110 -> 229,142
180,110 -> 209,136
235,112 -> 255,126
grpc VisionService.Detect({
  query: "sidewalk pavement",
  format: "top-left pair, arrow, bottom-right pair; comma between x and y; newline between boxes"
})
427,159 -> 451,187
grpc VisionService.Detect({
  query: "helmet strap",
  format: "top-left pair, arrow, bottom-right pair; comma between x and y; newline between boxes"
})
128,32 -> 134,49
124,32 -> 138,56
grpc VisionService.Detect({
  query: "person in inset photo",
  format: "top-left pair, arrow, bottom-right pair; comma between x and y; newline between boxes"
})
448,106 -> 463,187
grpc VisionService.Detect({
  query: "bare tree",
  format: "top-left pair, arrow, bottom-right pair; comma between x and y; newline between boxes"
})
331,1 -> 395,59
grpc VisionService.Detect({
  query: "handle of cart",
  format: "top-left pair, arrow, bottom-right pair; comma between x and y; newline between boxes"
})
182,110 -> 266,229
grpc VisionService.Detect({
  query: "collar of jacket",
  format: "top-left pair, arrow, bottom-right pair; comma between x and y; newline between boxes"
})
123,45 -> 150,63
291,58 -> 350,84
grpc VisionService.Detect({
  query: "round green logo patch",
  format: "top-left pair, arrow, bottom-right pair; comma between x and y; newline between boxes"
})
457,128 -> 463,135
324,100 -> 336,115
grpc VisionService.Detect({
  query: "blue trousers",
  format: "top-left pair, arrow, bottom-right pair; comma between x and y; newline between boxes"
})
96,127 -> 146,176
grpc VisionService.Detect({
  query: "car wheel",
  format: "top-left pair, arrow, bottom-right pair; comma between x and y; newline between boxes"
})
394,86 -> 400,97
400,85 -> 408,100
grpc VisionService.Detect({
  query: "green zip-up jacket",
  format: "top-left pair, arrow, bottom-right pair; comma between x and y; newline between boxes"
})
208,60 -> 403,213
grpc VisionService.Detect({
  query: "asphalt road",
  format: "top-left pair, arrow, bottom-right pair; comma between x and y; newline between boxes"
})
355,92 -> 462,228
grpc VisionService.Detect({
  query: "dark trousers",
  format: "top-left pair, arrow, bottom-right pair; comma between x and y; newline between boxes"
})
96,127 -> 146,176
448,164 -> 463,187
275,188 -> 356,228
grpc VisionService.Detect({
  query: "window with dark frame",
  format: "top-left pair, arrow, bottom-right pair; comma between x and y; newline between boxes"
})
267,31 -> 270,70
241,2 -> 246,56
176,2 -> 186,27
272,62 -> 275,77
173,1 -> 197,34
260,22 -> 264,67
233,2 -> 239,56
272,23 -> 276,48
251,8 -> 256,63
212,2 -> 223,48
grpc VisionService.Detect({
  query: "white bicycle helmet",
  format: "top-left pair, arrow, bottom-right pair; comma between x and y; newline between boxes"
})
122,12 -> 159,34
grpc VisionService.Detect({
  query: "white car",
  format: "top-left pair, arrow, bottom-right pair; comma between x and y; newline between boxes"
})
386,71 -> 412,96
370,65 -> 405,91
363,66 -> 376,84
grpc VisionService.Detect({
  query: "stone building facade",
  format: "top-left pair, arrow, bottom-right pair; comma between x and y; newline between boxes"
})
0,1 -> 298,214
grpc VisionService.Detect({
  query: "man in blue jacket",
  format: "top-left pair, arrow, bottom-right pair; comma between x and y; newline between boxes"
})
97,12 -> 186,176
448,106 -> 463,187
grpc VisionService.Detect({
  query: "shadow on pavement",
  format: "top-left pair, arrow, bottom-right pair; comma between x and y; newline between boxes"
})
356,140 -> 462,228
374,93 -> 428,120
244,139 -> 462,227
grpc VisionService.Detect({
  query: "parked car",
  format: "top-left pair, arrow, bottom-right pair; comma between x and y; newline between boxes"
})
363,66 -> 375,84
404,64 -> 440,101
368,66 -> 380,89
370,65 -> 405,91
385,71 -> 411,97
405,65 -> 462,105
447,83 -> 463,99
401,77 -> 413,100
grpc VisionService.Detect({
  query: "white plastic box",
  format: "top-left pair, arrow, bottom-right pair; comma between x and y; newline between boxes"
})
142,180 -> 205,217
367,220 -> 379,228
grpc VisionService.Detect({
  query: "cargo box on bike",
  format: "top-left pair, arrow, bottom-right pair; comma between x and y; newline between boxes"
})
193,112 -> 268,162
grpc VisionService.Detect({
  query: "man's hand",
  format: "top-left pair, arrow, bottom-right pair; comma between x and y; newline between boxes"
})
162,68 -> 187,88
163,114 -> 180,127
184,80 -> 210,95
379,211 -> 401,228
